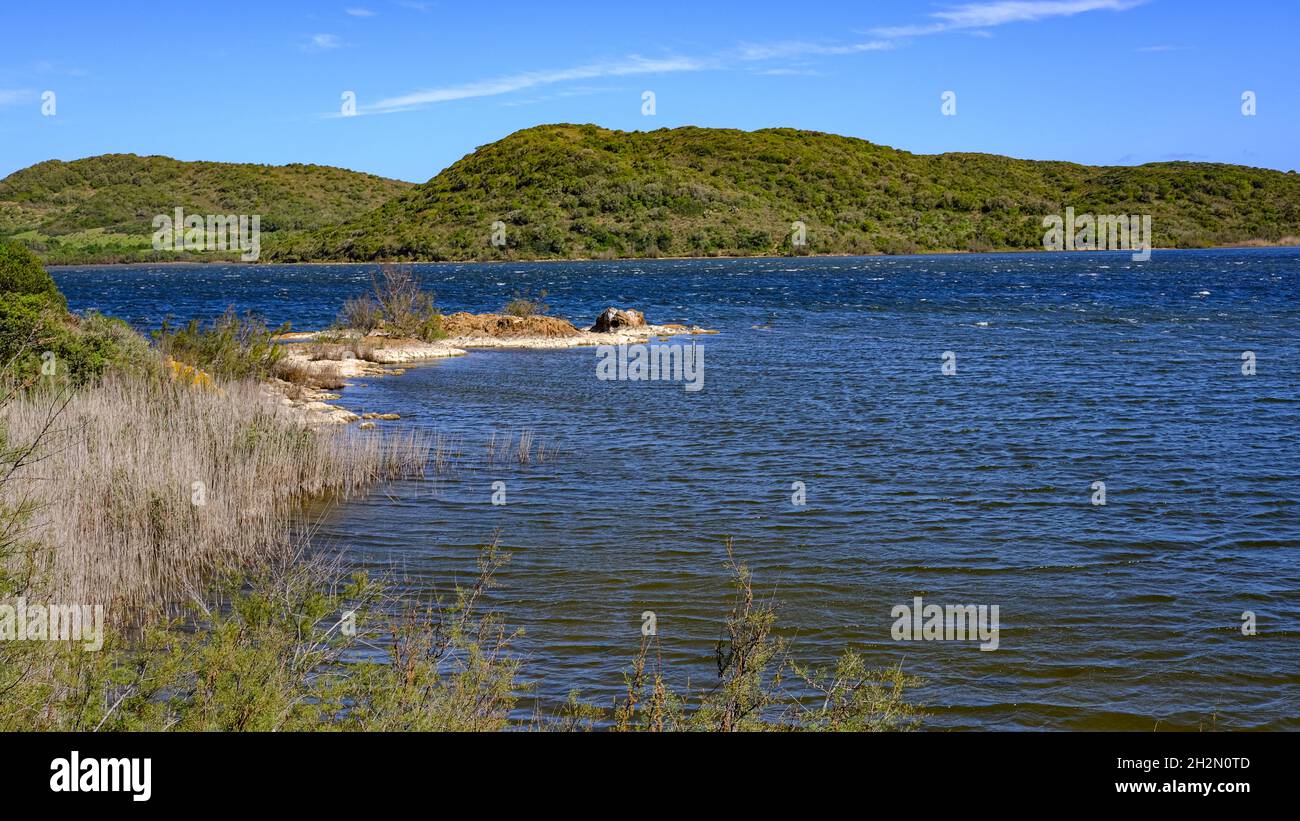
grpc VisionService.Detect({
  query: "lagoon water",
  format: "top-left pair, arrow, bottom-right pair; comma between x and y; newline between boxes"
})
53,249 -> 1300,730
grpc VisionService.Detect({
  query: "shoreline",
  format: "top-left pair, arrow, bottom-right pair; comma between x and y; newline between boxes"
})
45,241 -> 1300,270
269,311 -> 716,426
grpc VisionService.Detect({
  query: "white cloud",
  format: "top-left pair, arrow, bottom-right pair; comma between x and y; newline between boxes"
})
345,7 -> 375,16
735,40 -> 894,61
30,61 -> 88,77
500,86 -> 622,108
303,33 -> 344,52
872,0 -> 1144,38
366,55 -> 706,114
753,67 -> 825,77
0,89 -> 33,107
341,32 -> 902,117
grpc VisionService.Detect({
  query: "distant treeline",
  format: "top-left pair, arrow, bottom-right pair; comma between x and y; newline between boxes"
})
4,125 -> 1298,264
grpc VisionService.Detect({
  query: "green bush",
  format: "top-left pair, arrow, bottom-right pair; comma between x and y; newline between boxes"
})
0,548 -> 520,732
0,241 -> 65,308
0,243 -> 154,384
154,307 -> 287,379
0,293 -> 151,383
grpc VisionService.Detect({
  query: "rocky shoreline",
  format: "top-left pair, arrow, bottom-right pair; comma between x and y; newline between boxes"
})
267,308 -> 714,426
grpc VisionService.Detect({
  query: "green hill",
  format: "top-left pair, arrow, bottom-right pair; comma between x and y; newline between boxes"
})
268,124 -> 1300,262
7,128 -> 1298,265
0,154 -> 414,264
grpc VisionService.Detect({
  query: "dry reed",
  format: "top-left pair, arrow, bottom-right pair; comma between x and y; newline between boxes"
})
0,372 -> 429,614
485,428 -> 550,465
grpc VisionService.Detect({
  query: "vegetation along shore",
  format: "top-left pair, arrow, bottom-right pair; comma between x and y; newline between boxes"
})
0,242 -> 913,730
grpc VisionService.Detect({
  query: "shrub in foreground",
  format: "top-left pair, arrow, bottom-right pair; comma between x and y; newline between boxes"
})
0,547 -> 518,732
1,536 -> 921,732
154,307 -> 288,380
0,294 -> 152,383
0,241 -> 65,308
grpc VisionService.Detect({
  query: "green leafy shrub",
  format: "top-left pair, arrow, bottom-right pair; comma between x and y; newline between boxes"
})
0,545 -> 518,732
0,241 -> 65,308
606,539 -> 924,732
0,294 -> 150,383
154,307 -> 287,379
0,245 -> 154,383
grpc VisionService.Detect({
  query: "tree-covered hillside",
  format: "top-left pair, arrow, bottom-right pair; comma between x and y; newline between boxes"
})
6,127 -> 1297,265
268,124 -> 1300,262
0,154 -> 414,264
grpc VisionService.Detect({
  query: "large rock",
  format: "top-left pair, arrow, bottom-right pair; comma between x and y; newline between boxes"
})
590,307 -> 647,333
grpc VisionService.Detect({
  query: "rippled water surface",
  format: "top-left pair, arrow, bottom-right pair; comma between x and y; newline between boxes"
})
54,250 -> 1300,730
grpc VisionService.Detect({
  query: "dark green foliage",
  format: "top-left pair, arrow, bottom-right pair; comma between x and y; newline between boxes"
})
0,293 -> 151,384
0,154 -> 414,264
268,124 -> 1300,262
154,308 -> 287,380
10,128 -> 1297,264
0,240 -> 153,383
0,241 -> 65,307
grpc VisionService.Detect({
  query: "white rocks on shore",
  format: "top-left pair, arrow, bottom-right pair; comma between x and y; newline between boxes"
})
269,308 -> 713,425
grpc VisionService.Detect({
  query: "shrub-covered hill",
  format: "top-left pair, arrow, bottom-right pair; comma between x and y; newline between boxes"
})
268,123 -> 1300,262
0,154 -> 414,264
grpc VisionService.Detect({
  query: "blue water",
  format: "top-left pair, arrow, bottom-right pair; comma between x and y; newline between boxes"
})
53,249 -> 1300,730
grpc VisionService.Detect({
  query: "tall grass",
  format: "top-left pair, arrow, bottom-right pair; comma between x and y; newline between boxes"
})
0,372 -> 428,613
485,428 -> 553,465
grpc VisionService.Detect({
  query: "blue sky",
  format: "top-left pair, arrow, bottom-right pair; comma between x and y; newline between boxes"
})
1,0 -> 1296,182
